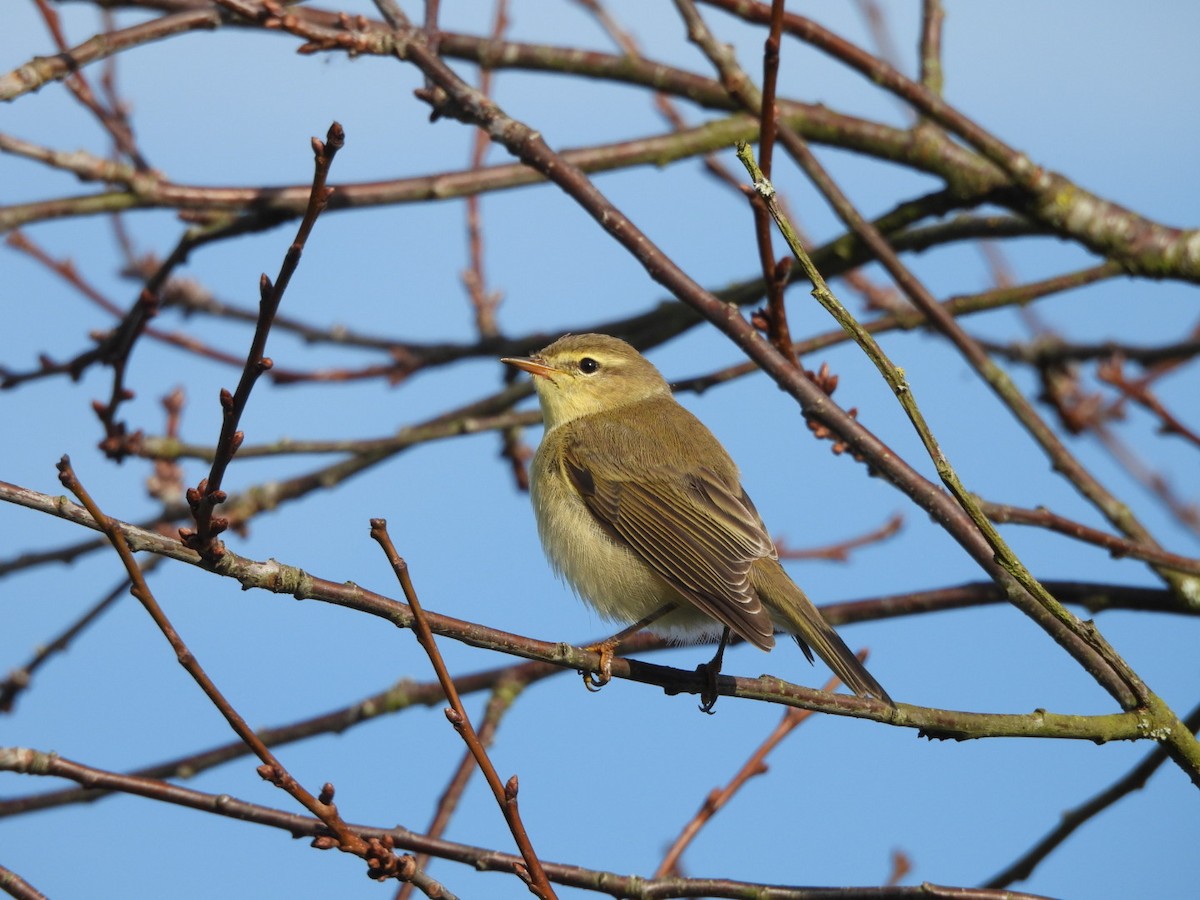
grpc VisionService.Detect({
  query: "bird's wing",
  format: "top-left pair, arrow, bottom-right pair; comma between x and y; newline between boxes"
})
561,435 -> 778,650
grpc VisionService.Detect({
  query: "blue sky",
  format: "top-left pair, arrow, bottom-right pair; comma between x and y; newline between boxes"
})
3,3 -> 1199,898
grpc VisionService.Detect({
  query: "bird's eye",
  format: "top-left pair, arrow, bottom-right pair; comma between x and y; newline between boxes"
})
578,357 -> 600,374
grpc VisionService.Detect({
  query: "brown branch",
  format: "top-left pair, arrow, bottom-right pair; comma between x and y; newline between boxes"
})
0,654 -> 572,819
370,519 -> 556,899
180,122 -> 343,561
655,665 -> 850,877
573,0 -> 744,193
0,746 -> 1053,900
0,6 -> 225,100
0,864 -> 48,900
1096,356 -> 1200,450
984,698 -> 1200,889
0,384 -> 545,583
53,457 -> 416,882
984,335 -> 1200,369
3,230 -> 257,376
0,477 -> 1171,744
0,100 -> 995,236
776,513 -> 903,563
29,0 -> 150,169
1092,423 -> 1200,539
700,0 -> 1200,281
398,671 -> 529,900
981,502 -> 1200,577
918,0 -> 945,96
0,563 -> 159,713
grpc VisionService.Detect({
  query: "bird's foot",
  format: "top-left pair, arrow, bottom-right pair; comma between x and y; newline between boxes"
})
581,639 -> 616,691
695,659 -> 721,714
695,626 -> 731,714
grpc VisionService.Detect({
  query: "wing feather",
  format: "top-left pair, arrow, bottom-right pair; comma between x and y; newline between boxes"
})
561,423 -> 777,650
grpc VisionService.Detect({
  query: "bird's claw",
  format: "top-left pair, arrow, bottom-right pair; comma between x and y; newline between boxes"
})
694,625 -> 729,713
581,640 -> 615,691
696,659 -> 720,714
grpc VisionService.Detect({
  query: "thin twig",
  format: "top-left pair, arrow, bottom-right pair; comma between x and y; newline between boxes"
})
918,0 -> 945,96
369,519 -> 557,900
0,745 -> 1054,900
181,122 -> 343,561
984,698 -> 1200,889
0,655 -> 571,819
29,0 -> 150,169
54,457 -> 417,882
656,665 -> 852,877
397,672 -> 529,900
776,513 -> 904,563
980,502 -> 1200,577
0,561 -> 159,713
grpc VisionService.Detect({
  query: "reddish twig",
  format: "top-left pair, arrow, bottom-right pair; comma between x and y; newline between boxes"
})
655,665 -> 853,877
751,0 -> 796,361
369,519 -> 557,899
1096,356 -> 1200,450
776,512 -> 904,562
460,0 -> 508,341
0,863 -> 48,900
29,0 -> 150,169
397,671 -> 529,900
456,0 -> 531,491
886,850 -> 913,887
0,745 -> 1053,900
1092,424 -> 1200,538
180,122 -> 343,561
146,388 -> 186,504
54,457 -> 417,882
981,502 -> 1200,576
0,655 -> 570,819
673,0 -> 797,362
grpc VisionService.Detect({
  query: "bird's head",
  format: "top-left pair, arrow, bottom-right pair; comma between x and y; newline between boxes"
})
502,333 -> 671,430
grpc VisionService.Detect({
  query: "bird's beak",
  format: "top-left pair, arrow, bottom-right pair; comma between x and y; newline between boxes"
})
501,355 -> 558,379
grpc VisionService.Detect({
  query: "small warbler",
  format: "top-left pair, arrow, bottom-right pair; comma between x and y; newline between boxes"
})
503,333 -> 890,703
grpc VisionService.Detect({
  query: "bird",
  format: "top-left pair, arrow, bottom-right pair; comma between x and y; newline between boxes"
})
502,333 -> 891,707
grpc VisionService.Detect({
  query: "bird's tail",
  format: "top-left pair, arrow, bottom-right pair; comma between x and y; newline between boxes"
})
754,560 -> 892,704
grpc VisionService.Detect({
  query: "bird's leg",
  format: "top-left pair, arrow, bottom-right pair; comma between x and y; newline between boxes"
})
581,602 -> 677,691
696,626 -> 731,714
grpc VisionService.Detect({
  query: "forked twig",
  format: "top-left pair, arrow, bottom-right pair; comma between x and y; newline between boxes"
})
55,458 -> 421,884
181,122 -> 344,561
655,664 -> 857,877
